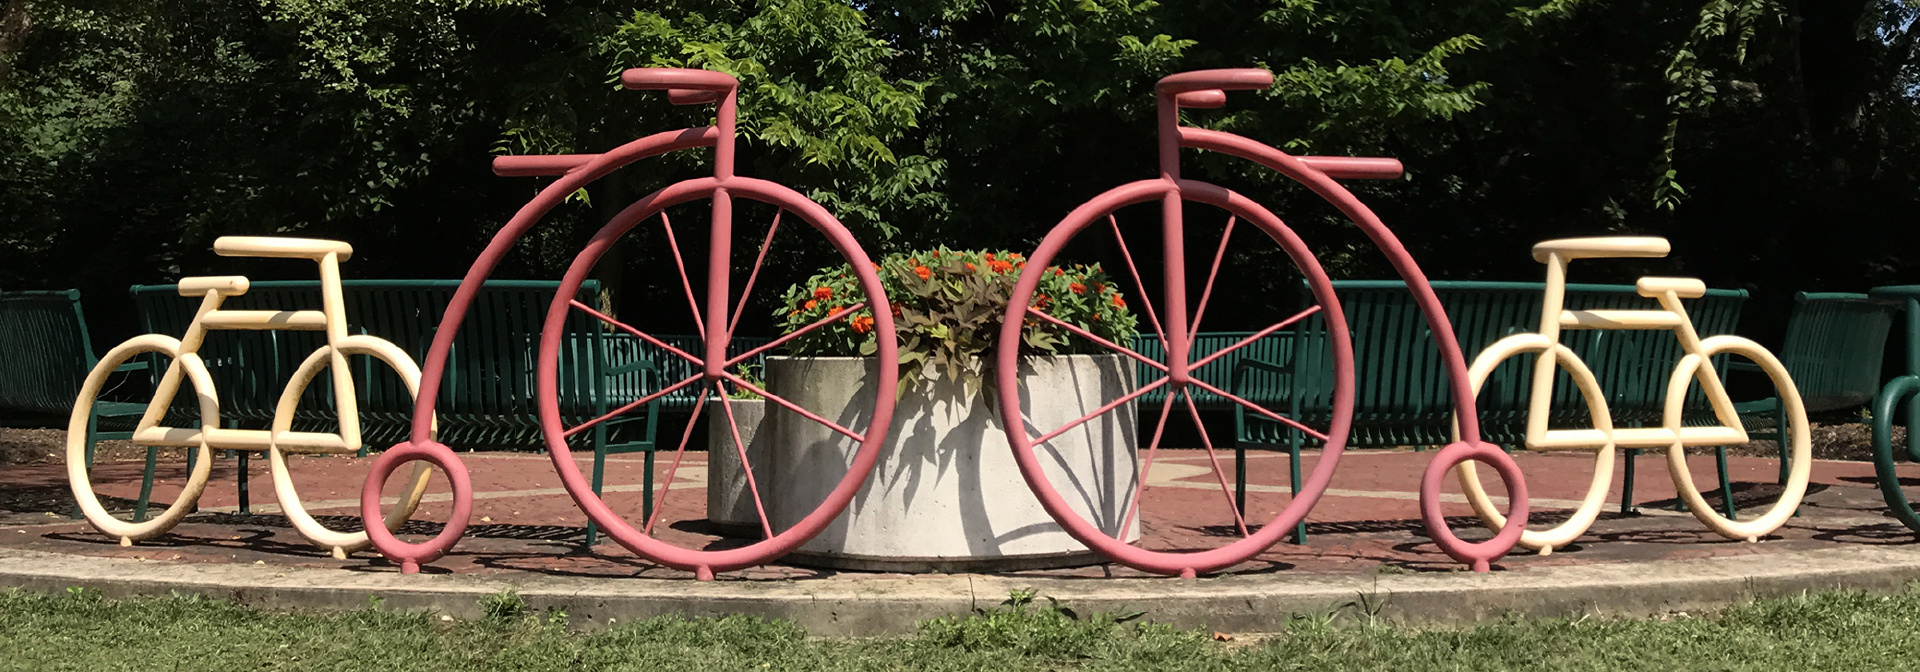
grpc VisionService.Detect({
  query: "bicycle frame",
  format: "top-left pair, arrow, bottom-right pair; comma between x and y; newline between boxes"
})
1523,254 -> 1749,450
135,252 -> 368,455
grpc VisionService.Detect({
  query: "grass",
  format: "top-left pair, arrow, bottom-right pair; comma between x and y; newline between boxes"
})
5,585 -> 1920,670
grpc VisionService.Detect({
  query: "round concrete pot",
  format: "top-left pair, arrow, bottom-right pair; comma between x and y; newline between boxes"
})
706,397 -> 770,537
765,354 -> 1138,572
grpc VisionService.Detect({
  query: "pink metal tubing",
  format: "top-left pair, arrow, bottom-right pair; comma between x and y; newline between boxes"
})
359,440 -> 471,574
996,177 -> 1355,578
1175,122 -> 1526,570
358,125 -> 721,570
1420,441 -> 1529,572
535,176 -> 898,579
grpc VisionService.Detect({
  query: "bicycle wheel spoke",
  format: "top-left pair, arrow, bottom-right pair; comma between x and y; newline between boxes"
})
1026,306 -> 1169,372
645,388 -> 710,535
657,211 -> 707,335
1188,306 -> 1322,372
1108,215 -> 1169,347
1184,390 -> 1250,538
1119,392 -> 1180,538
723,371 -> 864,443
717,384 -> 774,540
725,302 -> 866,368
569,300 -> 704,367
1187,378 -> 1330,443
564,372 -> 703,439
1187,215 -> 1237,342
1030,377 -> 1170,447
727,210 -> 783,334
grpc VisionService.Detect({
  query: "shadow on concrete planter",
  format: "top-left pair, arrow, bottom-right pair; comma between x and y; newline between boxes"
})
706,397 -> 769,538
765,354 -> 1138,572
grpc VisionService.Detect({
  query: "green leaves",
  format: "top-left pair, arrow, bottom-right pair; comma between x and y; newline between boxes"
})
775,247 -> 1138,399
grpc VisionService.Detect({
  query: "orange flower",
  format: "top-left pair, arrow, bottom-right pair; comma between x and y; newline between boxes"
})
965,262 -> 976,273
873,262 -> 882,271
1016,261 -> 1025,269
891,304 -> 902,318
829,305 -> 844,316
1092,313 -> 1101,321
1069,282 -> 1086,295
789,310 -> 800,317
914,265 -> 931,280
804,299 -> 818,310
1111,294 -> 1126,308
1093,283 -> 1106,294
1053,267 -> 1064,277
984,252 -> 995,261
851,315 -> 874,334
932,250 -> 941,257
988,260 -> 1012,274
813,286 -> 833,301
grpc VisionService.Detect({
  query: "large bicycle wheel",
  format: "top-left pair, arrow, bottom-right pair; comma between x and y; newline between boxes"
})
66,335 -> 216,544
1453,334 -> 1614,554
996,178 -> 1352,578
536,176 -> 897,580
1665,335 -> 1811,541
269,335 -> 434,559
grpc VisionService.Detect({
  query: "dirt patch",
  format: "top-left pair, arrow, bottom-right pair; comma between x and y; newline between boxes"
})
1723,422 -> 1908,462
0,427 -> 170,466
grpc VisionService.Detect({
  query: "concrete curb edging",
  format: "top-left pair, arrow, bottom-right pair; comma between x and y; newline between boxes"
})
1,545 -> 1917,636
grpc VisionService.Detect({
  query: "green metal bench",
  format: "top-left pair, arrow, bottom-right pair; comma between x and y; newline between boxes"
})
1731,292 -> 1893,485
0,290 -> 153,511
1225,280 -> 1748,541
125,280 -> 663,543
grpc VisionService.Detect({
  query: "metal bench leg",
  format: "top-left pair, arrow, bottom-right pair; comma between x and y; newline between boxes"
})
586,436 -> 607,548
1621,448 -> 1638,515
135,446 -> 158,523
642,450 -> 655,531
1234,445 -> 1247,521
236,450 -> 251,515
1289,441 -> 1305,544
1715,446 -> 1735,520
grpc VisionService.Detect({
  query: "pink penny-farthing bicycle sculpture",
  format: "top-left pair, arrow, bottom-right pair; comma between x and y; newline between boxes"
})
360,68 -> 898,580
996,69 -> 1530,575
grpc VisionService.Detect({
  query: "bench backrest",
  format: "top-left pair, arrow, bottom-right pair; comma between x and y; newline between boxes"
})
130,280 -> 611,447
0,290 -> 96,417
1244,280 -> 1746,447
1779,292 -> 1892,413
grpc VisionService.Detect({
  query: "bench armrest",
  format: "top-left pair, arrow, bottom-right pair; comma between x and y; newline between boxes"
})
1230,356 -> 1290,396
605,358 -> 658,377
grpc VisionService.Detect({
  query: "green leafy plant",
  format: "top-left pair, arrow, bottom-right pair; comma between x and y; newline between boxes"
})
727,364 -> 765,400
775,247 -> 1139,397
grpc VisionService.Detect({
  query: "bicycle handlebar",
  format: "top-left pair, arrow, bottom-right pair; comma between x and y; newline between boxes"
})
1155,68 -> 1274,96
620,68 -> 739,106
1297,156 -> 1404,180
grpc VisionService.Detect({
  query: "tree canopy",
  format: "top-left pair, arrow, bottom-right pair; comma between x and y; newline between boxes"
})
3,0 -> 1917,341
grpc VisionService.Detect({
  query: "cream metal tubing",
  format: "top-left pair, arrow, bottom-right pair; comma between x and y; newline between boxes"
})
1453,236 -> 1812,554
65,236 -> 434,559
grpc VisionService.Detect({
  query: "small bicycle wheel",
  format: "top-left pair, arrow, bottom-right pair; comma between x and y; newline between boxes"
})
536,176 -> 897,580
66,335 -> 216,544
269,335 -> 434,559
1453,334 -> 1614,554
1664,335 -> 1811,541
996,178 -> 1353,578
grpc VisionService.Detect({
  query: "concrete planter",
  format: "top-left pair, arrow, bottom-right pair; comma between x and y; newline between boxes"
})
706,397 -> 770,537
765,354 -> 1138,572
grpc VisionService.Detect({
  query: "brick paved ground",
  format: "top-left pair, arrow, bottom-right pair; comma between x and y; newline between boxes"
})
4,444 -> 1918,581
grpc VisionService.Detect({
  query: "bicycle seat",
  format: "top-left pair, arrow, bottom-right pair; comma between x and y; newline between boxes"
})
1635,277 -> 1707,299
214,237 -> 354,261
1531,237 -> 1668,263
177,276 -> 249,297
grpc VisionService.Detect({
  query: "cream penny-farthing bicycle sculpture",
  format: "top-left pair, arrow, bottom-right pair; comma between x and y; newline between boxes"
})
66,237 -> 434,558
1453,236 -> 1811,553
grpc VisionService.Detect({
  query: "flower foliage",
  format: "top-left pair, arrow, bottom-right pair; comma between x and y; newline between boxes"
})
777,247 -> 1139,394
